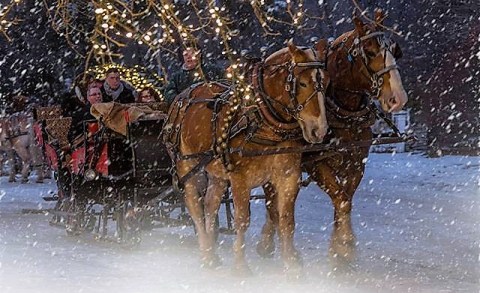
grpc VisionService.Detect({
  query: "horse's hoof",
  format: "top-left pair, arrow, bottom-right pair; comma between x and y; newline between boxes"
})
285,266 -> 304,282
256,241 -> 275,258
201,254 -> 222,269
21,179 -> 28,184
36,179 -> 44,184
329,253 -> 357,275
232,263 -> 253,277
8,178 -> 15,183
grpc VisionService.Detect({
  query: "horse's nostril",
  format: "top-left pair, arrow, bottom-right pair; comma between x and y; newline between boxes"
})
309,127 -> 325,142
311,128 -> 317,139
389,96 -> 397,105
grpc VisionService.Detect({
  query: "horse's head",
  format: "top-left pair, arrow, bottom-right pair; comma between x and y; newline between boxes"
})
329,9 -> 408,113
262,40 -> 329,143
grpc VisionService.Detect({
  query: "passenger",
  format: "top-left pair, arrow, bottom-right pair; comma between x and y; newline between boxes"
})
101,67 -> 137,104
68,87 -> 103,144
163,46 -> 224,104
88,77 -> 104,92
73,73 -> 101,105
138,86 -> 160,103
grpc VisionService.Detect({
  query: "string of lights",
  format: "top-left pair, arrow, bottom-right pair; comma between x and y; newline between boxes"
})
38,1 -> 323,64
1,0 -> 352,96
86,63 -> 164,99
0,0 -> 22,41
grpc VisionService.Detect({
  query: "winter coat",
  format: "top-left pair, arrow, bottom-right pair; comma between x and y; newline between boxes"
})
68,103 -> 96,143
101,81 -> 137,104
163,63 -> 224,104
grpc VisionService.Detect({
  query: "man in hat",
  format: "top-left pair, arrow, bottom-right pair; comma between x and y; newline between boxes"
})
164,47 -> 224,104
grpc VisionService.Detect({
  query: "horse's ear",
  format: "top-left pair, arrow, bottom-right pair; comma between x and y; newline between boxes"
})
391,42 -> 403,59
352,15 -> 365,35
287,39 -> 305,61
287,39 -> 299,53
374,8 -> 386,25
314,39 -> 329,63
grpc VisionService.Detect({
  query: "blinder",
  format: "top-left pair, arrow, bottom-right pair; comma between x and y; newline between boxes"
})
284,59 -> 325,119
254,49 -> 326,122
346,31 -> 401,97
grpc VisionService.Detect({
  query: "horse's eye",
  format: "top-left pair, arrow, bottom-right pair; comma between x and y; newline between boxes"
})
299,82 -> 307,88
365,50 -> 377,59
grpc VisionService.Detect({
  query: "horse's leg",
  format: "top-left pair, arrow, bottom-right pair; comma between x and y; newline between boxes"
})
270,166 -> 302,275
177,161 -> 214,267
32,144 -> 44,183
44,163 -> 52,179
0,151 -> 4,176
256,182 -> 278,258
203,175 -> 228,266
184,174 -> 210,265
7,150 -> 16,182
230,177 -> 252,275
309,160 -> 357,270
20,157 -> 31,184
14,145 -> 31,184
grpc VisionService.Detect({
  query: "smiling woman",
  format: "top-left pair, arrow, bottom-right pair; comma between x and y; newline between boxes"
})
138,86 -> 160,103
87,87 -> 103,104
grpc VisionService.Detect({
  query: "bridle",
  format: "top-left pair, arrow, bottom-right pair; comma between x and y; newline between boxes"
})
254,49 -> 326,122
332,30 -> 400,98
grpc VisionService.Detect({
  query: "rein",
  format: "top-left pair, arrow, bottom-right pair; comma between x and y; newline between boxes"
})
229,135 -> 414,158
5,132 -> 29,140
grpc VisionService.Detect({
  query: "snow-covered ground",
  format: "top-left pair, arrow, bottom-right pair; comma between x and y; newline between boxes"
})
0,153 -> 478,293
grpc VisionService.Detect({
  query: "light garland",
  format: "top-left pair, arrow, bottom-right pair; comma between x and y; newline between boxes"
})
3,0 -> 336,87
0,0 -> 22,41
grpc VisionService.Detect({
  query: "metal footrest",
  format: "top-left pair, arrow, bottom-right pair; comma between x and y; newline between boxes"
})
42,196 -> 59,201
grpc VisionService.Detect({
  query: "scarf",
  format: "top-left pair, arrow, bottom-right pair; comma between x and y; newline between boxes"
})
103,81 -> 125,101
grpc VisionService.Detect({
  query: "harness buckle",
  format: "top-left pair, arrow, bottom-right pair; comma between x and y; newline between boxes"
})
315,83 -> 324,93
378,77 -> 384,86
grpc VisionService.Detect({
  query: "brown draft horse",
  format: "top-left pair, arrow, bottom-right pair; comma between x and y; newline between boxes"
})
165,41 -> 329,275
257,10 -> 408,270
